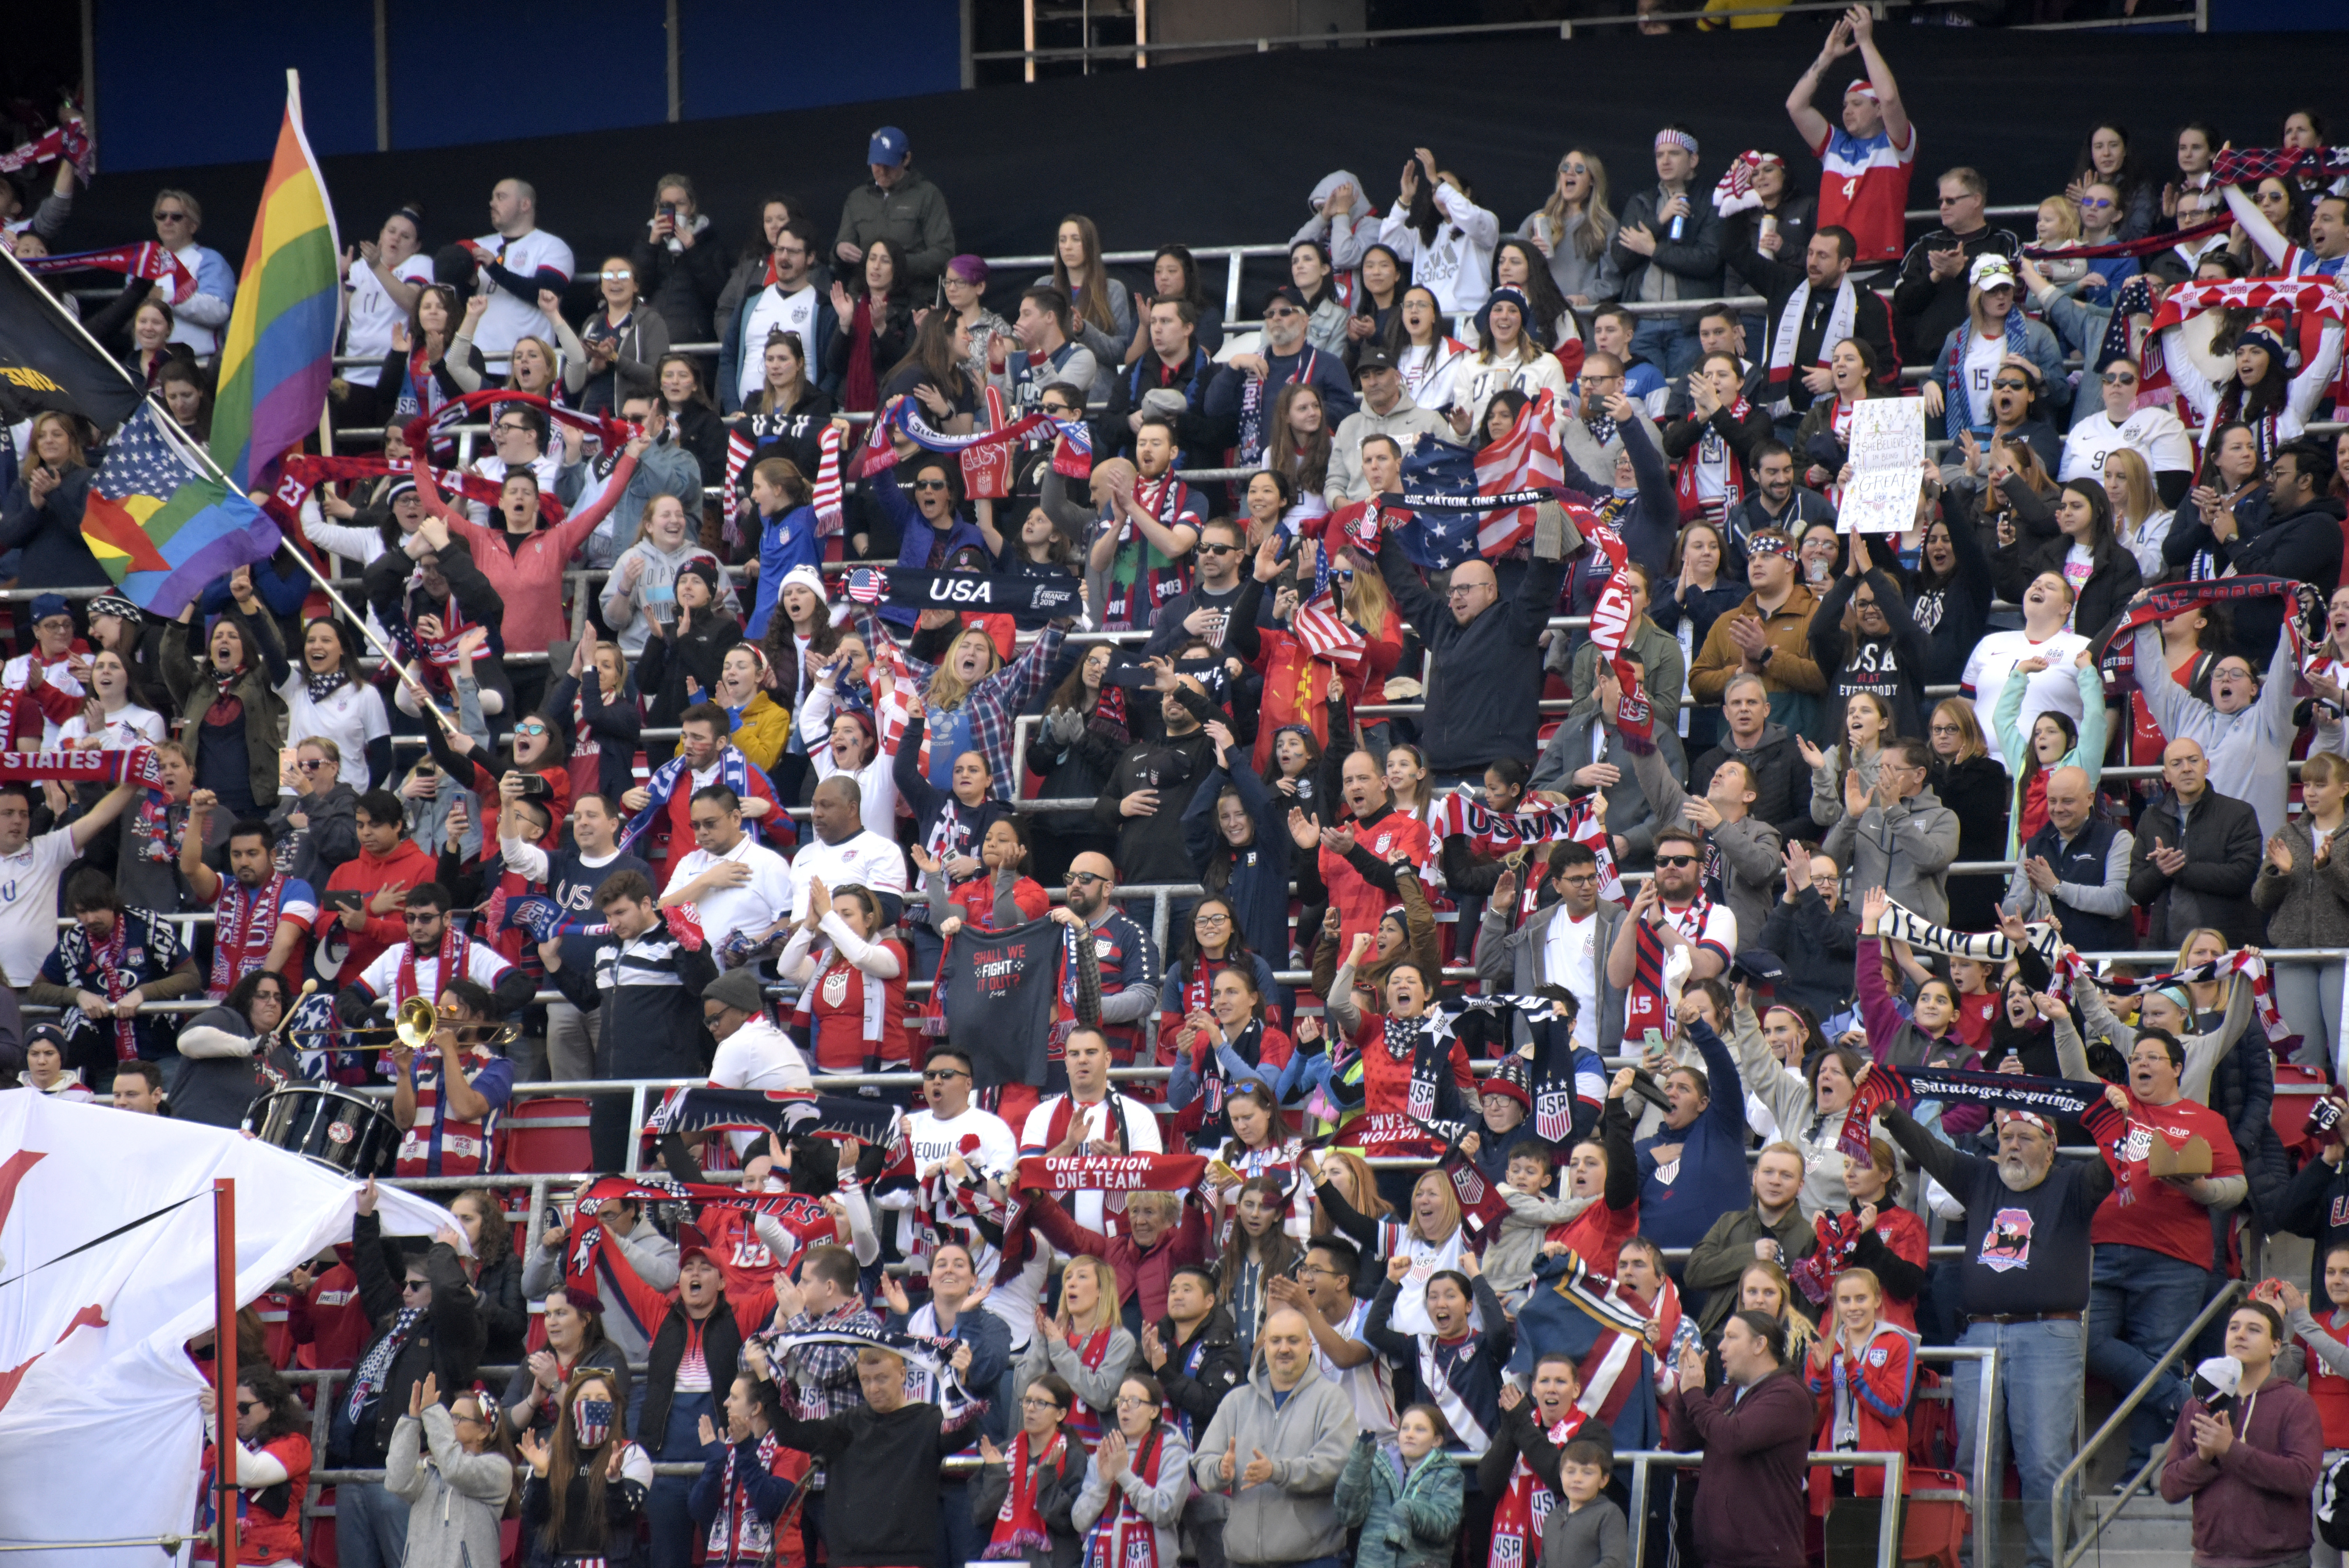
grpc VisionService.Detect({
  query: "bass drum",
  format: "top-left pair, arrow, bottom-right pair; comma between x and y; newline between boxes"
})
253,1085 -> 399,1179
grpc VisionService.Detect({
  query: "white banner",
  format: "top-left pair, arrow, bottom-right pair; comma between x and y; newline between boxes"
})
1839,397 -> 1927,535
0,1096 -> 458,1566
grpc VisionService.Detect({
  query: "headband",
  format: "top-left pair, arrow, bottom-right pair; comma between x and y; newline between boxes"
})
1847,82 -> 1881,102
1747,534 -> 1796,561
1995,1108 -> 2055,1136
396,206 -> 425,232
1743,150 -> 1786,169
1655,129 -> 1699,155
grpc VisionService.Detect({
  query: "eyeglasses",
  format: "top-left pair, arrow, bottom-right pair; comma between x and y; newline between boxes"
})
690,818 -> 728,833
911,479 -> 950,492
1559,161 -> 1590,175
1067,871 -> 1109,887
1654,854 -> 1700,868
1559,871 -> 1600,887
1019,1396 -> 1066,1410
1446,583 -> 1488,599
1114,1395 -> 1159,1409
1929,722 -> 1962,735
494,422 -> 531,435
1990,378 -> 2030,392
923,1067 -> 969,1082
1194,912 -> 1231,926
2101,371 -> 2139,385
1809,875 -> 1842,890
403,912 -> 444,925
1577,377 -> 1621,390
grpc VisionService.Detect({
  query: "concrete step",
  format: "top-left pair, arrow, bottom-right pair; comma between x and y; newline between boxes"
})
2083,1489 -> 2195,1552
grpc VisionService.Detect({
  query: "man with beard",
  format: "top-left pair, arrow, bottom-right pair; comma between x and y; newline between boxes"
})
1877,1090 -> 2111,1568
1603,830 -> 1738,1047
180,808 -> 317,996
1054,854 -> 1162,1077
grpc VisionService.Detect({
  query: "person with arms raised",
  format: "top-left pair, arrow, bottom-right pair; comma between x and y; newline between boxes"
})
1633,992 -> 1754,1254
1784,7 -> 1918,267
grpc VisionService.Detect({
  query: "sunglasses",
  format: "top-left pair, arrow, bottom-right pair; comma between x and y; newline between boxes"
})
1068,871 -> 1109,887
2102,371 -> 2139,385
1654,854 -> 1700,868
1263,306 -> 1301,319
1990,378 -> 2030,392
237,1399 -> 269,1415
1196,543 -> 1238,556
403,912 -> 445,925
298,758 -> 330,772
401,1278 -> 431,1292
155,210 -> 190,222
923,1067 -> 969,1082
1559,162 -> 1590,175
2078,197 -> 2115,210
1040,404 -> 1077,418
702,1008 -> 735,1025
911,479 -> 950,492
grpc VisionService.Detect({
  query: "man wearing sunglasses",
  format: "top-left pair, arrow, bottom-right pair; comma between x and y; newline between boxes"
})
1890,168 -> 2019,373
1203,282 -> 1358,464
2048,348 -> 2194,504
887,1045 -> 1020,1290
338,881 -> 535,1031
1143,517 -> 1249,657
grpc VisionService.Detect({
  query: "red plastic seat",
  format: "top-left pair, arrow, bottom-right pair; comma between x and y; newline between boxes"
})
1899,1466 -> 1971,1568
2274,1062 -> 2331,1158
501,1096 -> 595,1175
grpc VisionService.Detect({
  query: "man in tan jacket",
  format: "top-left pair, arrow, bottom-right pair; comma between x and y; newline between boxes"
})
1687,529 -> 1827,744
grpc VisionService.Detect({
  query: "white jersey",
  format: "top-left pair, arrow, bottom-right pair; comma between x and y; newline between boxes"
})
344,253 -> 435,386
2057,404 -> 2194,485
57,704 -> 166,750
278,672 -> 392,789
3,654 -> 82,749
666,836 -> 795,955
1961,629 -> 2091,768
787,830 -> 908,923
1018,1093 -> 1165,1238
467,228 -> 576,360
881,1104 -> 1021,1260
0,829 -> 77,985
352,935 -> 512,1003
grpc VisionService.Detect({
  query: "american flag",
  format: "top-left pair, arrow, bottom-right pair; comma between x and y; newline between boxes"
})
95,404 -> 203,504
1472,390 -> 1564,556
720,428 -> 755,530
1292,534 -> 1367,667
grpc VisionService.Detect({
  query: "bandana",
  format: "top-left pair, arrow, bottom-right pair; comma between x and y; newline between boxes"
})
1747,532 -> 1796,561
572,1397 -> 614,1447
1655,129 -> 1698,155
986,1429 -> 1069,1556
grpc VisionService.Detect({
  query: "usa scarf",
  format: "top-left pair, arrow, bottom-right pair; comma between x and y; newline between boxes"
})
615,743 -> 760,858
1061,1329 -> 1118,1448
1235,350 -> 1324,467
963,385 -> 1016,500
1079,1424 -> 1166,1568
61,912 -> 139,1062
1382,1014 -> 1460,1123
1622,896 -> 1711,1046
2053,946 -> 2292,1048
812,422 -> 846,535
2091,573 -> 2299,686
210,873 -> 290,994
1489,1407 -> 1583,1568
400,388 -> 637,471
885,400 -> 1093,480
1673,406 -> 1750,519
1102,475 -> 1195,629
344,1307 -> 424,1422
1764,278 -> 1857,418
1942,310 -> 2032,436
2211,145 -> 2349,185
790,937 -> 889,1044
842,566 -> 1084,621
394,925 -> 470,1006
20,242 -> 194,303
986,1429 -> 1069,1556
276,452 -> 569,529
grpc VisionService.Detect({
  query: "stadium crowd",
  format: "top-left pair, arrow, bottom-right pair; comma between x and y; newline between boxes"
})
8,12 -> 2349,1568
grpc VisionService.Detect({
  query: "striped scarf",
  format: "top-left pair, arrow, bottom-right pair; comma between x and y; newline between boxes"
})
1943,310 -> 2031,437
615,744 -> 758,858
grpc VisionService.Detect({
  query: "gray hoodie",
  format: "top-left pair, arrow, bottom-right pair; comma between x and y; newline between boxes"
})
1820,781 -> 1959,925
385,1405 -> 512,1568
1293,172 -> 1379,278
1190,1357 -> 1358,1564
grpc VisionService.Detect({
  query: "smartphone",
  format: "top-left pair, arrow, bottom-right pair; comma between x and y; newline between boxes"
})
328,889 -> 364,912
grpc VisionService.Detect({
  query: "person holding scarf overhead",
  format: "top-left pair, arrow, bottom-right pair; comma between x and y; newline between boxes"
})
975,1373 -> 1086,1568
1072,1376 -> 1191,1568
1918,255 -> 2069,440
380,283 -> 486,427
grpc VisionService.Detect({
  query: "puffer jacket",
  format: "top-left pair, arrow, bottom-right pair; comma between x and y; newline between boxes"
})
1333,1434 -> 1463,1568
2211,1031 -> 2290,1231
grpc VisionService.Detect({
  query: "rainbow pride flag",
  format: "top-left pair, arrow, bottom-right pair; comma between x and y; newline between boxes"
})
83,408 -> 281,618
209,71 -> 340,494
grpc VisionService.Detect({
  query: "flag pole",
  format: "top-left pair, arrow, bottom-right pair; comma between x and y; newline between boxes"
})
212,1177 -> 239,1567
0,242 -> 460,735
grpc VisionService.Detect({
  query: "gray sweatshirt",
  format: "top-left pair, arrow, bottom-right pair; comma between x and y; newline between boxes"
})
384,1406 -> 513,1568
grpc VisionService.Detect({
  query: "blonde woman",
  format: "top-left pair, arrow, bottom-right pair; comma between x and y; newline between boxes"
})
1518,149 -> 1618,308
1014,1254 -> 1138,1450
601,493 -> 741,658
865,608 -> 1068,796
2100,447 -> 2174,577
1925,697 -> 2010,932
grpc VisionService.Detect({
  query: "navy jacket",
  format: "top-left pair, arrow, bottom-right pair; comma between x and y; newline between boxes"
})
1182,757 -> 1294,965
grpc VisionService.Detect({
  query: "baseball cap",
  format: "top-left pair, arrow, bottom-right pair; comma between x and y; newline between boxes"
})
868,127 -> 909,168
1355,346 -> 1397,374
29,593 -> 71,626
1969,254 -> 2017,291
1263,283 -> 1309,315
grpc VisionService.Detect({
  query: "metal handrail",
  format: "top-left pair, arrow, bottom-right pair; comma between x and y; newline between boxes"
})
2050,1277 -> 2245,1568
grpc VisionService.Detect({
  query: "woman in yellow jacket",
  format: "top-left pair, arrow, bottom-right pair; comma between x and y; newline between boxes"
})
709,641 -> 791,774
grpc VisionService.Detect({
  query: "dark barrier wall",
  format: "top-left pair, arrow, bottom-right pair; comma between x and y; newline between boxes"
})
72,26 -> 2346,313
90,0 -> 960,169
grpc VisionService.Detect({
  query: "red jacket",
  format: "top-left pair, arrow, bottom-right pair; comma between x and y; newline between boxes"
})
1024,1190 -> 1209,1324
324,839 -> 441,981
1804,1321 -> 1915,1509
422,453 -> 638,654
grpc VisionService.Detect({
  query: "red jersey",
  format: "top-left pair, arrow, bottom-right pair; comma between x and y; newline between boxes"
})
1545,1196 -> 1640,1263
697,1196 -> 847,1302
2090,1091 -> 2242,1269
289,1259 -> 368,1370
1811,123 -> 1919,264
806,937 -> 911,1072
1319,808 -> 1434,956
196,1432 -> 311,1564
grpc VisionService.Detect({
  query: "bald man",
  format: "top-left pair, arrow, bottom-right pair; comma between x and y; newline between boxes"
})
2128,739 -> 2264,948
1378,501 -> 1574,788
458,175 -> 574,359
788,774 -> 909,925
2003,764 -> 2132,952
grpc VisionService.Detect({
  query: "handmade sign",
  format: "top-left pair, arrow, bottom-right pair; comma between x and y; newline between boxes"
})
1839,398 -> 1925,535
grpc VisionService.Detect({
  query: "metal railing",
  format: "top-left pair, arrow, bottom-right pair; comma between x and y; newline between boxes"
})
2050,1278 -> 2245,1568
